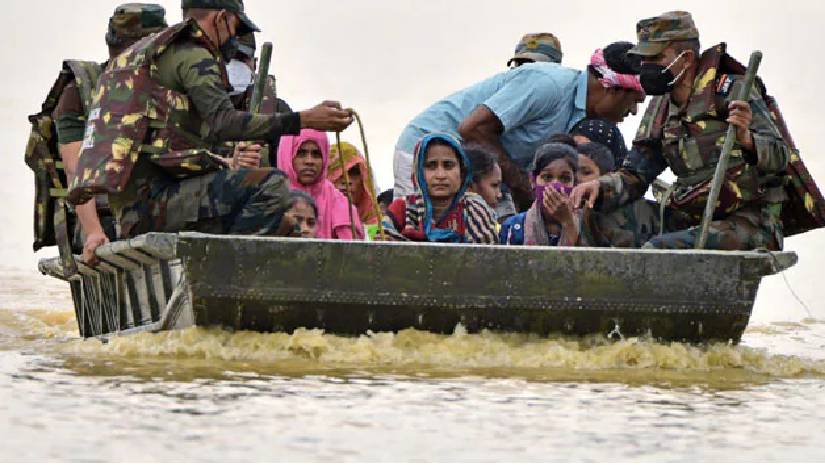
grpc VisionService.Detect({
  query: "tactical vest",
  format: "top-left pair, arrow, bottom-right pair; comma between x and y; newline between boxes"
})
68,20 -> 230,206
25,60 -> 101,251
636,43 -> 825,235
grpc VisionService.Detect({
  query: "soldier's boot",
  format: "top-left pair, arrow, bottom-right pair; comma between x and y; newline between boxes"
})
642,203 -> 784,251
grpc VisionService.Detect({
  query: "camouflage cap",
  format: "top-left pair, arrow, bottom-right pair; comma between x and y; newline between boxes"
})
105,3 -> 168,48
181,0 -> 260,34
507,33 -> 563,66
629,11 -> 700,56
236,32 -> 256,59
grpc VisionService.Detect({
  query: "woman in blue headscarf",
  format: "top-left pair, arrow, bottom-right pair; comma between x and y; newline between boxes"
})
382,133 -> 498,243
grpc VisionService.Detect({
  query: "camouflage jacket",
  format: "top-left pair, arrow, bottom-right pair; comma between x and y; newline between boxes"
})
599,43 -> 791,220
25,60 -> 102,250
68,19 -> 301,206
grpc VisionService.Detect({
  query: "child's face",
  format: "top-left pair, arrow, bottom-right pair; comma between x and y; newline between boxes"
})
535,159 -> 575,188
423,144 -> 462,201
576,155 -> 601,184
470,163 -> 503,208
293,141 -> 324,186
285,200 -> 317,238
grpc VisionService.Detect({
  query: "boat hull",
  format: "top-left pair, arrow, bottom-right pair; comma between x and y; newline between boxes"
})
39,232 -> 798,343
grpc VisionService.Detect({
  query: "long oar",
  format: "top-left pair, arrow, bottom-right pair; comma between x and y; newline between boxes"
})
335,131 -> 358,238
351,111 -> 386,241
695,51 -> 762,249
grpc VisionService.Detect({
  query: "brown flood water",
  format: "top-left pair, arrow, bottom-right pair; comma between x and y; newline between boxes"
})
2,266 -> 825,461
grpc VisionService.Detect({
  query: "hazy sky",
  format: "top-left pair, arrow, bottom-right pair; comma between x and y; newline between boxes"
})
1,0 -> 822,320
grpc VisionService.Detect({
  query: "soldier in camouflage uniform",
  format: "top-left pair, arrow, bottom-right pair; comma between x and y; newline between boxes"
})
221,32 -> 293,168
25,3 -> 167,257
572,11 -> 792,250
68,0 -> 353,262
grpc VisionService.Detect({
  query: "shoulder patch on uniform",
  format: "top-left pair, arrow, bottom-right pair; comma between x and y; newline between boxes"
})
716,74 -> 733,96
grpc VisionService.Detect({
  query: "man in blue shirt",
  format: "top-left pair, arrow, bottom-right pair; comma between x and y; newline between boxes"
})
393,41 -> 644,213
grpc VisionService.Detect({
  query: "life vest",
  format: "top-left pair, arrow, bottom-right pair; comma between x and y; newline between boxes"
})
68,19 -> 230,206
25,60 -> 101,251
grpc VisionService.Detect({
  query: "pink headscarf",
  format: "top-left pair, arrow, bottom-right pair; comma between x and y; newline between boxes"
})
590,48 -> 645,94
277,130 -> 363,239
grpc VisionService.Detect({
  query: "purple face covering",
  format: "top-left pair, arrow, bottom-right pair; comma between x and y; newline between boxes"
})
536,182 -> 573,202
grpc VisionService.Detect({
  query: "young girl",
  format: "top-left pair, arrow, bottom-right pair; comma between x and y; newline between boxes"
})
284,190 -> 319,238
277,130 -> 363,240
383,133 -> 498,243
466,148 -> 503,210
500,143 -> 580,246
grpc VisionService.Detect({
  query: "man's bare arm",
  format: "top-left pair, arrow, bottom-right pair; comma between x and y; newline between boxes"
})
59,141 -> 109,263
458,105 -> 533,211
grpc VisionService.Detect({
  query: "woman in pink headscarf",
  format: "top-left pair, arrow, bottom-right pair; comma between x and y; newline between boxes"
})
277,130 -> 363,240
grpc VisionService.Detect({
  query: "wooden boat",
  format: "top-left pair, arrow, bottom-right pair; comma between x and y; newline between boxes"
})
38,232 -> 798,343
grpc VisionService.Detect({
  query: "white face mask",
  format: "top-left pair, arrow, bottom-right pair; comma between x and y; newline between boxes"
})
226,59 -> 254,96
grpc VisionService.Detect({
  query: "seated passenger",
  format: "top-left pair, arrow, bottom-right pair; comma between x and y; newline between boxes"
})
377,189 -> 394,217
383,134 -> 498,243
500,143 -> 580,246
576,142 -> 615,184
277,130 -> 364,240
466,148 -> 503,210
327,141 -> 379,226
284,191 -> 318,238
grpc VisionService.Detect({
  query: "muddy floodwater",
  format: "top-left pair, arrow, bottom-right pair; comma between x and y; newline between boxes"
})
1,266 -> 824,462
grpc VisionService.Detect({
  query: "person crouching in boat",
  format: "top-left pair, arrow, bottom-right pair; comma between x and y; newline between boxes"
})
383,134 -> 498,243
500,143 -> 580,246
284,191 -> 319,238
277,130 -> 364,240
466,148 -> 504,213
327,141 -> 379,226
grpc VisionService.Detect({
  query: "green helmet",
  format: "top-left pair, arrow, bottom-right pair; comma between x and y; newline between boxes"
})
105,3 -> 168,48
181,0 -> 260,35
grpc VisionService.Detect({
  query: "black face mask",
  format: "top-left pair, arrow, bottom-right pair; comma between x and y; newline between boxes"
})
639,51 -> 687,96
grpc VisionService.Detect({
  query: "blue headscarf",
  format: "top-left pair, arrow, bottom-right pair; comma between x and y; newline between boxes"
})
412,133 -> 473,243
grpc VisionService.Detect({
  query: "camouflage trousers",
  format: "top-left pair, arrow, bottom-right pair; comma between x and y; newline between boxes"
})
644,202 -> 784,251
117,167 -> 290,239
580,199 -> 660,248
581,200 -> 783,251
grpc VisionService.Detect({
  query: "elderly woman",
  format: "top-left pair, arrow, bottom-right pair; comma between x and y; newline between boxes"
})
277,130 -> 363,240
500,143 -> 580,246
383,133 -> 498,243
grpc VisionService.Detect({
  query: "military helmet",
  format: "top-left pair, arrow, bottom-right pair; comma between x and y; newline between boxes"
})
181,0 -> 260,35
236,32 -> 256,60
507,33 -> 563,67
629,11 -> 700,56
105,3 -> 168,48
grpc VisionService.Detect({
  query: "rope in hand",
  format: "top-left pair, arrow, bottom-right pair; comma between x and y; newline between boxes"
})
335,110 -> 387,241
